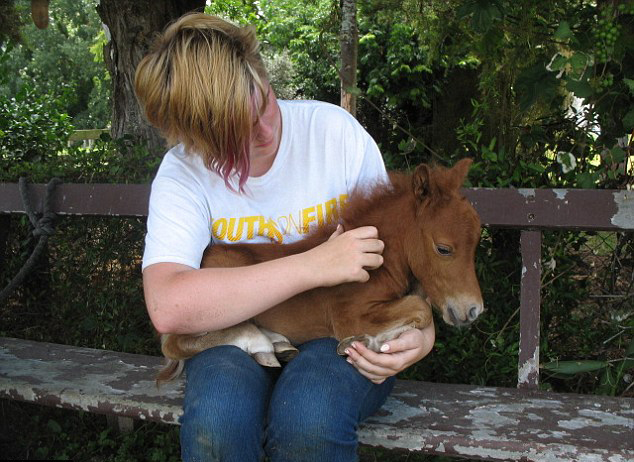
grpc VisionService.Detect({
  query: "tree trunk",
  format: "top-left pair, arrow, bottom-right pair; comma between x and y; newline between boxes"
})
340,0 -> 358,117
96,0 -> 206,156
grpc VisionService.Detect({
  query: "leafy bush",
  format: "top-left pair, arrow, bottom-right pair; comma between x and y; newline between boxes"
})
0,84 -> 74,165
0,0 -> 111,129
0,402 -> 181,462
0,89 -> 160,356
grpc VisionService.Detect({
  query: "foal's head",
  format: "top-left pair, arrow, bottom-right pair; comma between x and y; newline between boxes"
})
406,158 -> 483,327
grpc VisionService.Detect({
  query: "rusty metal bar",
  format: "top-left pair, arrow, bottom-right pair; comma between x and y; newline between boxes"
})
465,188 -> 633,231
1,185 -> 633,231
518,230 -> 542,389
0,183 -> 150,217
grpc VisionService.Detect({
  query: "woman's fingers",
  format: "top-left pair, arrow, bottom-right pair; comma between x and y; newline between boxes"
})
345,343 -> 396,385
308,225 -> 385,286
345,327 -> 436,384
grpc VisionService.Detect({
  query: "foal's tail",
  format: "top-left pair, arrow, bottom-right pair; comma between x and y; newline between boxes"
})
156,334 -> 185,387
156,358 -> 185,386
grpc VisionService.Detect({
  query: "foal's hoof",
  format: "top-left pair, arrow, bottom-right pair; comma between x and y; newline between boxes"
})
253,352 -> 282,368
336,335 -> 371,356
273,342 -> 299,363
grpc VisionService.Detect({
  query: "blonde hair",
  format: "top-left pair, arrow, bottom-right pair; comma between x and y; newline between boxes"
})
134,13 -> 268,190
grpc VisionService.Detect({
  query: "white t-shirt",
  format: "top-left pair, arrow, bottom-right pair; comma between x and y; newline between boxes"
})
142,100 -> 388,270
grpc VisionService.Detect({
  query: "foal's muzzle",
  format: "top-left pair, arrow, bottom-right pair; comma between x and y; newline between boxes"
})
446,303 -> 484,327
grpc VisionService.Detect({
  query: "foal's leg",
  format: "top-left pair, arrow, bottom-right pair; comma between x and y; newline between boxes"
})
260,327 -> 300,363
334,295 -> 433,355
161,322 -> 282,367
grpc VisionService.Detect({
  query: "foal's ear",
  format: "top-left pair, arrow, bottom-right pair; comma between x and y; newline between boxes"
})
450,158 -> 473,189
412,163 -> 432,199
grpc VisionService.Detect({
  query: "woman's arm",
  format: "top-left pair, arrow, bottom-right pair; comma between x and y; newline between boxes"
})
143,225 -> 384,334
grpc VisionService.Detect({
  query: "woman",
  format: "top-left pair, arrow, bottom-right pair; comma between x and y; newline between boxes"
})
135,13 -> 435,462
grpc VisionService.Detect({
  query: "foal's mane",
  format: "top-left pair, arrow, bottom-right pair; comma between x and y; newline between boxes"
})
341,161 -> 463,226
283,172 -> 414,255
340,172 -> 413,230
283,162 -> 468,258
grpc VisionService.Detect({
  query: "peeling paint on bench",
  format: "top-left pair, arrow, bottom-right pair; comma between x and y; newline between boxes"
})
0,337 -> 183,424
517,348 -> 539,386
360,381 -> 634,461
1,338 -> 632,461
612,190 -> 634,229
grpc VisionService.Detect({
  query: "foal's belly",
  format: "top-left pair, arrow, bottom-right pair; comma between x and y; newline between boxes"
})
253,290 -> 334,344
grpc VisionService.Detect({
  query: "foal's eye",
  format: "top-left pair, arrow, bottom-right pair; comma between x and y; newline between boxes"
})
435,244 -> 453,256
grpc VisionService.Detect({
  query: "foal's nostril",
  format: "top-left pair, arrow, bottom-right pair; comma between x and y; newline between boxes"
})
468,306 -> 480,321
448,307 -> 460,325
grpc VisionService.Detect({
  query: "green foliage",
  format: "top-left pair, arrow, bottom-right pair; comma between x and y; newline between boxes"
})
0,402 -> 180,461
0,77 -> 159,183
457,0 -> 504,33
0,78 -> 160,358
539,231 -> 634,396
541,2 -> 634,145
441,1 -> 633,398
357,20 -> 442,167
0,132 -> 160,184
0,0 -> 23,44
541,317 -> 634,396
0,0 -> 110,129
0,83 -> 74,164
0,214 -> 156,354
262,0 -> 341,102
450,0 -> 632,189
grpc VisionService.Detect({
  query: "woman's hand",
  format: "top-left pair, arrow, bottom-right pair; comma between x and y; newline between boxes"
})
344,322 -> 436,384
305,224 -> 384,287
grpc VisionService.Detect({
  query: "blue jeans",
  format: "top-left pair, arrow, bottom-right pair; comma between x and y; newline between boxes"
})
180,337 -> 395,462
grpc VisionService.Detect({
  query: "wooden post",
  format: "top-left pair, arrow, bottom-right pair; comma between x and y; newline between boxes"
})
518,230 -> 541,389
106,415 -> 135,433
